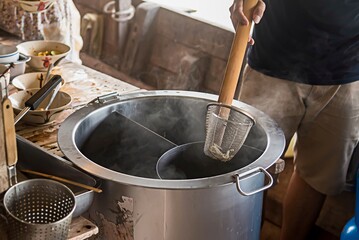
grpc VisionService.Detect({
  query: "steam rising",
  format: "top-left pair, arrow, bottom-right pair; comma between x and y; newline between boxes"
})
79,97 -> 267,179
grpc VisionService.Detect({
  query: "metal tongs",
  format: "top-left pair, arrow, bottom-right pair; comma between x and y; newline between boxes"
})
13,75 -> 63,125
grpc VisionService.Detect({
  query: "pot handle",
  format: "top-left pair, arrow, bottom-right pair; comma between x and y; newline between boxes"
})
88,92 -> 119,104
234,167 -> 273,196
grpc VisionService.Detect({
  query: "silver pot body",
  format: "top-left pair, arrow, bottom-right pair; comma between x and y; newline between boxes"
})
58,91 -> 285,240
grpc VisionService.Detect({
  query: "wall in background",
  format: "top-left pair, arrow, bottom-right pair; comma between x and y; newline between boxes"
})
74,0 -> 236,93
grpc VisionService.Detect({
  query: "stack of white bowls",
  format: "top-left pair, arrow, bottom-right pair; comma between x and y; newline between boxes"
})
0,44 -> 31,80
0,44 -> 19,64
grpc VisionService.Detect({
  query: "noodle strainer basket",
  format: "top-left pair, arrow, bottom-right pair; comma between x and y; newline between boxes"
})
204,103 -> 255,162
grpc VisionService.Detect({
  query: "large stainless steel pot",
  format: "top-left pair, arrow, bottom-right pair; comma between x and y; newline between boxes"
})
58,90 -> 285,240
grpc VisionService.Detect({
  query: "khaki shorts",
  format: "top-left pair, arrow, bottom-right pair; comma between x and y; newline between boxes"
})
239,66 -> 359,195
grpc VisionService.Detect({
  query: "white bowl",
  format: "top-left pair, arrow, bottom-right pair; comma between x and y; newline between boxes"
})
18,0 -> 56,13
17,40 -> 70,70
0,44 -> 19,64
12,72 -> 65,90
9,53 -> 31,79
9,88 -> 72,124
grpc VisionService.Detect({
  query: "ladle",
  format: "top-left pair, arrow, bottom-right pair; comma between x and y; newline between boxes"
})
204,0 -> 258,161
157,142 -> 240,179
156,141 -> 262,180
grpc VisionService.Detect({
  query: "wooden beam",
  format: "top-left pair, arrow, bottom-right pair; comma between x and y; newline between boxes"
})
121,2 -> 160,75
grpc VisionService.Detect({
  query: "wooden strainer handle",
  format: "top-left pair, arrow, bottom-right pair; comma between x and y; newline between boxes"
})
218,0 -> 259,105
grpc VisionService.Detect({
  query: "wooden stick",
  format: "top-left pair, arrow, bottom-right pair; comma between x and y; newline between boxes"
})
218,0 -> 258,105
21,169 -> 102,193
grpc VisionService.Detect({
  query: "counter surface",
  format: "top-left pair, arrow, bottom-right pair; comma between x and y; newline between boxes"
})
1,30 -> 139,239
1,30 -> 139,157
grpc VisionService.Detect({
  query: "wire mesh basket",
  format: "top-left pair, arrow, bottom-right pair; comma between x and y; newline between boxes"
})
204,103 -> 255,162
3,179 -> 76,240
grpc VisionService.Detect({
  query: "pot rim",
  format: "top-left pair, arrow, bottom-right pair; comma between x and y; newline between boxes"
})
58,90 -> 285,189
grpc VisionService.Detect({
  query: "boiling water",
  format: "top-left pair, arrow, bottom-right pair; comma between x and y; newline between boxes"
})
79,99 -> 266,180
156,142 -> 264,179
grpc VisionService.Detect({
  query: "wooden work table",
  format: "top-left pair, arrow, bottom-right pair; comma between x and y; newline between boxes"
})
0,29 -> 140,157
6,62 -> 140,240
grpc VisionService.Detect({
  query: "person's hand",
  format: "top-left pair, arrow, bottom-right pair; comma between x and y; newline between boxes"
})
229,0 -> 266,44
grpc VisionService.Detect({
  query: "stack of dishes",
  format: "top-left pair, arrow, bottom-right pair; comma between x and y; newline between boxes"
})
1,40 -> 72,125
12,72 -> 65,90
0,44 -> 19,64
9,88 -> 72,125
0,44 -> 31,79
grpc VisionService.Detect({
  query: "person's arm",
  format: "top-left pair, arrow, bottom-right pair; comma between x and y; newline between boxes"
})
229,0 -> 266,44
